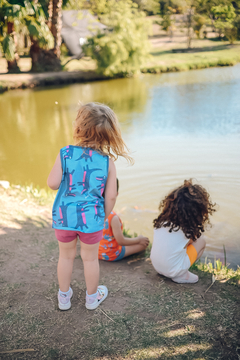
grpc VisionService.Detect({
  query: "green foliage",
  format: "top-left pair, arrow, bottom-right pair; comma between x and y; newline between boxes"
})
133,0 -> 159,14
161,13 -> 173,31
224,24 -> 238,43
0,0 -> 53,66
83,0 -> 151,77
25,18 -> 54,48
193,14 -> 207,38
159,0 -> 186,16
211,4 -> 237,39
211,3 -> 236,21
2,34 -> 15,61
191,256 -> 240,286
233,15 -> 240,39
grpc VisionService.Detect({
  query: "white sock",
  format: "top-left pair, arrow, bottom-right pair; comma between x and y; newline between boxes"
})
86,290 -> 98,304
59,287 -> 71,297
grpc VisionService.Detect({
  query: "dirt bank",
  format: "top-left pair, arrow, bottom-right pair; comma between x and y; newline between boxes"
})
0,70 -> 107,93
0,185 -> 240,359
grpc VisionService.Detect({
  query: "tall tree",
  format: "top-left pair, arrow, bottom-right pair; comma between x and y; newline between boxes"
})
0,0 -> 54,72
28,0 -> 63,71
0,0 -> 22,72
48,0 -> 62,57
211,4 -> 237,42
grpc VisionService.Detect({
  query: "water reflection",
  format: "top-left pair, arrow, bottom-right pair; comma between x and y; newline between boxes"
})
0,76 -> 148,185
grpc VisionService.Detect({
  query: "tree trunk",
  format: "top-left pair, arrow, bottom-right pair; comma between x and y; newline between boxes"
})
29,0 -> 63,71
47,0 -> 53,30
7,22 -> 20,73
30,38 -> 42,72
30,38 -> 62,72
51,0 -> 63,58
187,8 -> 194,48
7,58 -> 20,73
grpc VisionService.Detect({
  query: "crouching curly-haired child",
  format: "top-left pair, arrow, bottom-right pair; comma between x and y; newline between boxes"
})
150,179 -> 216,283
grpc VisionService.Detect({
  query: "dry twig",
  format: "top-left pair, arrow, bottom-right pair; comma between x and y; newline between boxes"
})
98,308 -> 116,323
0,349 -> 35,354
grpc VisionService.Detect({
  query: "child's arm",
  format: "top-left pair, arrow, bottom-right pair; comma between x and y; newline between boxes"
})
111,215 -> 149,247
47,153 -> 63,190
104,159 -> 117,220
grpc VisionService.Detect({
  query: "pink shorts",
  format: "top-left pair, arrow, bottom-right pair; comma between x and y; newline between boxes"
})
54,229 -> 103,244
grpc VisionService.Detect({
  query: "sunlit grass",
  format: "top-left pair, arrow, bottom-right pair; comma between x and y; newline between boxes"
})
8,183 -> 55,206
61,56 -> 97,72
191,256 -> 240,286
186,309 -> 205,319
142,43 -> 240,73
163,326 -> 194,337
124,343 -> 211,359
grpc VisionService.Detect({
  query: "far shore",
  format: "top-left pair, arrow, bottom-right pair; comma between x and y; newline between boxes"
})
1,29 -> 240,93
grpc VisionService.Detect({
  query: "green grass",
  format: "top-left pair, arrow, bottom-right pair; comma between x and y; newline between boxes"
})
0,184 -> 239,359
61,56 -> 97,72
141,43 -> 240,74
4,183 -> 56,206
191,257 -> 240,286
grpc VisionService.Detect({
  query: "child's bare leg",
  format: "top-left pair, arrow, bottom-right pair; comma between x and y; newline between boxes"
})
80,242 -> 99,295
192,237 -> 206,262
58,238 -> 77,292
124,244 -> 147,258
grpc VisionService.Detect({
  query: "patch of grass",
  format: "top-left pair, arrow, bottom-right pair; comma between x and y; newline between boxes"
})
0,182 -> 55,207
5,283 -> 23,291
61,56 -> 97,72
47,348 -> 60,359
191,257 -> 240,286
30,263 -> 39,270
0,82 -> 8,93
141,44 -> 240,74
16,183 -> 55,206
78,282 -> 239,359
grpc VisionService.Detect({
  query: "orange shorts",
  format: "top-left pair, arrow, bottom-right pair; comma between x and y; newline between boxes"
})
186,244 -> 198,265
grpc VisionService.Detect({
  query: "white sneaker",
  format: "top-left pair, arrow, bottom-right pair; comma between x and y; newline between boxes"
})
58,288 -> 73,310
85,285 -> 108,310
172,271 -> 199,284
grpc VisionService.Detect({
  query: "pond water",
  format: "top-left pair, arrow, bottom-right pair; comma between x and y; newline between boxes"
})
0,65 -> 240,268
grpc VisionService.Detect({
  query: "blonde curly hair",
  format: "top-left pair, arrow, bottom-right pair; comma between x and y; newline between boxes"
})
73,102 -> 133,164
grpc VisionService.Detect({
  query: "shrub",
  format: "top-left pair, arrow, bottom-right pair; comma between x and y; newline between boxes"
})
83,0 -> 151,77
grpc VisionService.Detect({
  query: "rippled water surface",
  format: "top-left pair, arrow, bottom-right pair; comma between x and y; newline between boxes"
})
1,65 -> 240,267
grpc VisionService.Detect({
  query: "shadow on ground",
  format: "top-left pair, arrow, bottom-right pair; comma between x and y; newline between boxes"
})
0,214 -> 240,360
151,44 -> 237,57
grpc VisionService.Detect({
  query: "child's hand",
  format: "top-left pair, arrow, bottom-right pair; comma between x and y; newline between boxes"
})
138,235 -> 150,248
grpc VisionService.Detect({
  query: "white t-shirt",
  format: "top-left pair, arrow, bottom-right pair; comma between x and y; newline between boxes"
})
150,227 -> 191,278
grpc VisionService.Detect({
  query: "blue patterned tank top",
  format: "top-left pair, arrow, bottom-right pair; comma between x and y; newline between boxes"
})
52,145 -> 109,233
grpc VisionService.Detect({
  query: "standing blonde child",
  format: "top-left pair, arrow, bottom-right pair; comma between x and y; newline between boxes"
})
47,102 -> 132,310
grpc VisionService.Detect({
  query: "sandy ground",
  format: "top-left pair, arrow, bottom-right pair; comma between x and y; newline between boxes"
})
0,186 -> 240,359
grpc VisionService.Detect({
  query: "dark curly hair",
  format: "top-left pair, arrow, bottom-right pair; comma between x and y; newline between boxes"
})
153,179 -> 216,240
